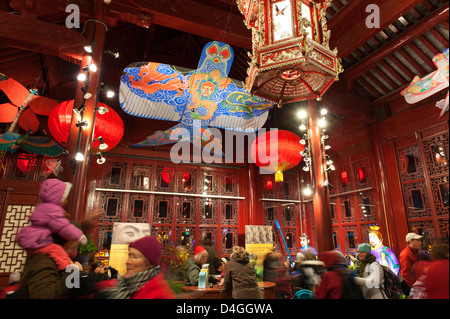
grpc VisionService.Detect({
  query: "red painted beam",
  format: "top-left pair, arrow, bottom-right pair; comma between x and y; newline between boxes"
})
329,0 -> 425,58
0,11 -> 88,63
343,2 -> 449,87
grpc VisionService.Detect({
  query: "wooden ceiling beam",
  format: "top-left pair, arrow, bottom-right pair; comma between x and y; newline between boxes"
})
0,11 -> 88,63
329,0 -> 425,58
378,60 -> 408,85
342,2 -> 449,88
108,0 -> 252,49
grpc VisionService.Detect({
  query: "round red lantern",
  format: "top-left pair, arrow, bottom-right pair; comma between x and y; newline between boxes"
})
48,100 -> 124,152
251,130 -> 305,182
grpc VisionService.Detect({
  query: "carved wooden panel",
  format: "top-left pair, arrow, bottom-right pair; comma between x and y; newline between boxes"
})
0,205 -> 34,273
221,226 -> 238,255
96,223 -> 113,249
103,161 -> 128,189
178,167 -> 198,194
281,226 -> 297,255
262,175 -> 276,198
339,195 -> 354,224
176,197 -> 197,225
401,181 -> 431,219
337,164 -> 353,192
430,175 -> 449,217
220,171 -> 239,197
199,198 -> 218,225
220,199 -> 238,225
342,224 -> 359,255
152,195 -> 174,224
422,133 -> 449,176
130,163 -> 152,191
199,226 -> 218,246
263,201 -> 278,226
353,159 -> 373,188
126,193 -> 150,223
155,165 -> 176,192
99,192 -> 125,223
176,226 -> 196,254
200,169 -> 219,195
332,226 -> 341,250
281,203 -> 296,227
357,192 -> 377,222
396,145 -> 424,182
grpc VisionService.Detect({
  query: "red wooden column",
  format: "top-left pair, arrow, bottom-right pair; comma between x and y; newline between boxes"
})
63,1 -> 107,224
308,99 -> 334,252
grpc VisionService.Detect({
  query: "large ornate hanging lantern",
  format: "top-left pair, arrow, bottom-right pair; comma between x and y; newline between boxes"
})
251,130 -> 304,182
236,0 -> 343,106
48,100 -> 124,152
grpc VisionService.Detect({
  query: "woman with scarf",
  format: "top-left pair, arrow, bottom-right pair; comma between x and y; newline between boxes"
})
354,243 -> 386,299
95,236 -> 175,299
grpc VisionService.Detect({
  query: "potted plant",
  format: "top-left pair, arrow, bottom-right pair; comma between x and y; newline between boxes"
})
76,234 -> 99,267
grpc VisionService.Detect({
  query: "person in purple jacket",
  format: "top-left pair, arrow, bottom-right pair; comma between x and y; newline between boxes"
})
17,178 -> 87,271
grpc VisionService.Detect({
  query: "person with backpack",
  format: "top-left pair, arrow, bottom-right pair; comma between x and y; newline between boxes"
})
354,243 -> 386,299
315,250 -> 363,299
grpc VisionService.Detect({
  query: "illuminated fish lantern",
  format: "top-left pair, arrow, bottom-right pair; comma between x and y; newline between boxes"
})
401,48 -> 449,118
119,41 -> 273,154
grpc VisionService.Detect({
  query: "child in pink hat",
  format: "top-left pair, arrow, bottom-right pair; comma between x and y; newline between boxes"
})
17,178 -> 87,270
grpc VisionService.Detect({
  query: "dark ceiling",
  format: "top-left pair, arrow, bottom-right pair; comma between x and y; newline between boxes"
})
0,0 -> 448,143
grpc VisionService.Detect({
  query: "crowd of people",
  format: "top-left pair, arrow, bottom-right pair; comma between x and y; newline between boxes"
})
0,179 -> 448,299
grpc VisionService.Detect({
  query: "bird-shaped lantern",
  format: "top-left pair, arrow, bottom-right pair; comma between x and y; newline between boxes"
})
119,41 -> 274,152
401,48 -> 449,119
236,0 -> 343,106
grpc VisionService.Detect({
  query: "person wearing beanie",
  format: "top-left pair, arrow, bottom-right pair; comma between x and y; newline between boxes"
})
97,236 -> 175,299
354,243 -> 386,299
184,245 -> 218,286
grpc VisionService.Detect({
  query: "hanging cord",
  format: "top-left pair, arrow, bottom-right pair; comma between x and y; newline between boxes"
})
220,1 -> 235,43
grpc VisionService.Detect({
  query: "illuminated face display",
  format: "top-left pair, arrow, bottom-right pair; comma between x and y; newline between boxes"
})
272,0 -> 293,42
369,233 -> 381,247
300,236 -> 309,248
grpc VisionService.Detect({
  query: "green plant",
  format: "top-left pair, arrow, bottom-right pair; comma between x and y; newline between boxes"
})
77,234 -> 98,254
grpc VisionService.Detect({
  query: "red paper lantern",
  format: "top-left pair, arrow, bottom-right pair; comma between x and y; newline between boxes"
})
340,171 -> 348,187
48,100 -> 124,152
17,153 -> 56,174
251,130 -> 304,182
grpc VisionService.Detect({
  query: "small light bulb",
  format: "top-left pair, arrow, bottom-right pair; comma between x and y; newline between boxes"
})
106,90 -> 115,98
77,73 -> 87,81
75,152 -> 85,161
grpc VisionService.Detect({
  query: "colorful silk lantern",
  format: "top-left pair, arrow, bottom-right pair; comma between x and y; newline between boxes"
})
251,130 -> 304,182
236,0 -> 342,106
48,100 -> 124,152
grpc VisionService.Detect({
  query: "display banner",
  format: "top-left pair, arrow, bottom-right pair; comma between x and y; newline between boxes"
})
245,225 -> 274,280
109,222 -> 151,275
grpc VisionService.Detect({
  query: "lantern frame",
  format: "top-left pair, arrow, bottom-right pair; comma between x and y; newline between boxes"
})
237,0 -> 343,105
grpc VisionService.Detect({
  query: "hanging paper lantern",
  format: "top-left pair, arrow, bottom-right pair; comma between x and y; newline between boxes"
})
340,171 -> 348,187
161,167 -> 174,184
251,130 -> 304,182
48,100 -> 124,152
17,153 -> 56,174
